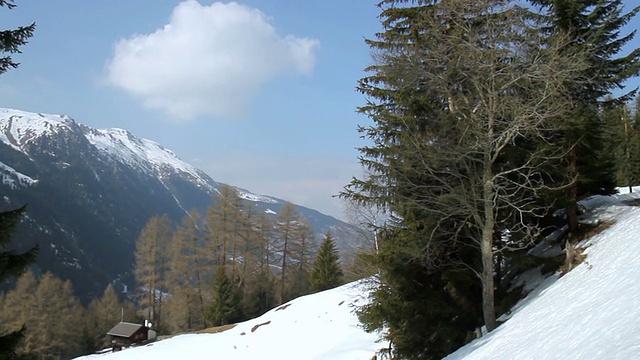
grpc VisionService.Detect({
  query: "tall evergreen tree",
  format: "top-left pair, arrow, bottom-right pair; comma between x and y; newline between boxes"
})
0,205 -> 38,359
310,232 -> 343,292
205,268 -> 243,327
343,0 -> 587,357
530,0 -> 640,232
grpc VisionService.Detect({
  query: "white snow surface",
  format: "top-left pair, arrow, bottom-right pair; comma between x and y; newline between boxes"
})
75,188 -> 640,359
446,187 -> 640,360
77,280 -> 382,360
0,108 -> 76,151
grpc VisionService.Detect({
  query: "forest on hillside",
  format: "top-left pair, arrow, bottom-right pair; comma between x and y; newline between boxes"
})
0,185 -> 348,359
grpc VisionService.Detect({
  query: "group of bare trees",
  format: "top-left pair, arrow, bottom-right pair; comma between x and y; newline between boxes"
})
133,185 -> 320,334
0,272 -> 137,359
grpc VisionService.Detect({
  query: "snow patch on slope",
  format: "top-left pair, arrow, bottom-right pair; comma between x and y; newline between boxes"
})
0,160 -> 38,188
238,189 -> 279,204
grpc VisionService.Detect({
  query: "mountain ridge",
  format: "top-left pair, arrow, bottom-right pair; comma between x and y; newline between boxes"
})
0,108 -> 362,302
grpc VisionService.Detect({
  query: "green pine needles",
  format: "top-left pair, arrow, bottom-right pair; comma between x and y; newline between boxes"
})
310,232 -> 344,292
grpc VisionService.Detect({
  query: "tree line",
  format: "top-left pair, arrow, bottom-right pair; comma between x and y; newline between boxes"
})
342,0 -> 640,358
133,184 -> 344,334
0,186 -> 345,359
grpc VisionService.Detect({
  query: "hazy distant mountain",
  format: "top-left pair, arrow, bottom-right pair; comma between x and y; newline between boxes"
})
0,108 -> 363,302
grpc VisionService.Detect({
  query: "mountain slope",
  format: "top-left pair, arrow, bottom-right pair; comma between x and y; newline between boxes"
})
445,189 -> 640,360
74,188 -> 640,360
0,108 -> 362,301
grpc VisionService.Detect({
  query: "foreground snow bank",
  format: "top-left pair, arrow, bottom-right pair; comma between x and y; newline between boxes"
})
446,189 -> 640,360
77,280 -> 381,360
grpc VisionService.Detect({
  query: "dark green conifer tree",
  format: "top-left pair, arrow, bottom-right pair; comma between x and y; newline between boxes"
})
530,0 -> 640,232
310,232 -> 343,292
206,268 -> 243,327
0,4 -> 36,356
0,0 -> 35,77
0,205 -> 38,359
343,0 -> 586,357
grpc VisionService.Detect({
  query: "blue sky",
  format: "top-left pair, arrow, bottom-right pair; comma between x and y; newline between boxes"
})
1,1 -> 639,220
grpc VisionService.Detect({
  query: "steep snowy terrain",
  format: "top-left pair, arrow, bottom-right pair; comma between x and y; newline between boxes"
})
75,188 -> 640,359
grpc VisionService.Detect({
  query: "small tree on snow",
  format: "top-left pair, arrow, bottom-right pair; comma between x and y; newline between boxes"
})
310,232 -> 344,292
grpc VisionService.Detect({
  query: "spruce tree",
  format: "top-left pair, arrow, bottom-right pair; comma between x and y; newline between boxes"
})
310,232 -> 343,292
0,205 -> 38,359
0,0 -> 35,77
343,0 -> 587,357
530,0 -> 640,232
206,268 -> 242,327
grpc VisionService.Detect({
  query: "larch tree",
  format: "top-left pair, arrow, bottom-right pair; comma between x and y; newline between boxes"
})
310,231 -> 343,292
206,184 -> 246,277
87,284 -> 123,349
165,210 -> 209,332
273,202 -> 313,303
343,0 -> 588,356
241,211 -> 277,318
134,214 -> 173,330
0,270 -> 37,358
1,272 -> 85,359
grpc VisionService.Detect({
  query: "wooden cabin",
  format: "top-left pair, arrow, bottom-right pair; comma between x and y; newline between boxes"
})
107,321 -> 156,351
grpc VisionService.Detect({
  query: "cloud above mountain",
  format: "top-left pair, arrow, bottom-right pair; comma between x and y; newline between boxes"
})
105,1 -> 319,122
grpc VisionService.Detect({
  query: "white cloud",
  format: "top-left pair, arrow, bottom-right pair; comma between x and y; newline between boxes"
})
105,1 -> 319,121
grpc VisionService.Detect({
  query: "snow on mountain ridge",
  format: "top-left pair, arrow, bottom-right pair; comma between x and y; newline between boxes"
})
0,160 -> 38,188
0,108 -> 215,190
84,126 -> 213,189
0,108 -> 78,152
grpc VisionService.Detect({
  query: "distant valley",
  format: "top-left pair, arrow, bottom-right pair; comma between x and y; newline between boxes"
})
0,108 -> 363,302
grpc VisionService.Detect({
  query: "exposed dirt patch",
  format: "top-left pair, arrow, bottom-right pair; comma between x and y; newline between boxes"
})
251,321 -> 271,333
622,198 -> 640,206
196,324 -> 236,334
275,304 -> 291,311
571,220 -> 615,242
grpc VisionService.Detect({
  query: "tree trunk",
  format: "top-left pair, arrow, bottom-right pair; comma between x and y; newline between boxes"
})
482,178 -> 497,332
566,151 -> 579,234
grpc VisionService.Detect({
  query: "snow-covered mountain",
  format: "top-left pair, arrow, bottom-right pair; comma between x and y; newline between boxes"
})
74,188 -> 640,360
0,108 -> 361,301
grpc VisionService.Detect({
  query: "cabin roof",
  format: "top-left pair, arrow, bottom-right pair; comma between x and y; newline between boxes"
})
107,322 -> 145,338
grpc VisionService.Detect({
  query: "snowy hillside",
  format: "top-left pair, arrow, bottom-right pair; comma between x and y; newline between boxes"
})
77,280 -> 382,360
445,188 -> 640,360
76,188 -> 640,359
